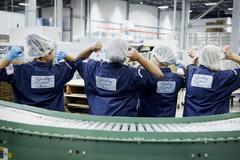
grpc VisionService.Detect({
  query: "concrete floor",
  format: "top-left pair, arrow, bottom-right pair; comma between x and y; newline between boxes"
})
230,98 -> 240,112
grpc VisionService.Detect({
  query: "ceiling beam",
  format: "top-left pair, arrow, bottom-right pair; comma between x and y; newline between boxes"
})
189,0 -> 225,25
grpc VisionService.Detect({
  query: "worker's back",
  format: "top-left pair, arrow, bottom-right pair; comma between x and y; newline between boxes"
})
0,61 -> 75,111
138,68 -> 184,117
184,64 -> 240,117
76,59 -> 157,116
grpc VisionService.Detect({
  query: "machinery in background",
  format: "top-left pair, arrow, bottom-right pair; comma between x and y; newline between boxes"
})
0,100 -> 240,160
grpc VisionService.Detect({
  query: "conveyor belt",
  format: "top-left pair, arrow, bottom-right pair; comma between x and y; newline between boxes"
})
1,105 -> 240,132
1,100 -> 240,160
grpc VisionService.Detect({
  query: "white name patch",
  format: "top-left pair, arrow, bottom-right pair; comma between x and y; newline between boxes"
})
156,81 -> 176,93
5,64 -> 14,75
191,74 -> 213,89
31,76 -> 55,89
96,76 -> 117,91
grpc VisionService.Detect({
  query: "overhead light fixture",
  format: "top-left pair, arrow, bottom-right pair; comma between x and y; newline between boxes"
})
18,3 -> 29,6
189,10 -> 192,13
204,2 -> 217,6
158,6 -> 169,9
228,8 -> 233,11
140,1 -> 143,4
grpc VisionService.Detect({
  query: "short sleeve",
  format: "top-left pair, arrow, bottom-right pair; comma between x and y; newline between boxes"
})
177,74 -> 186,88
54,61 -> 77,84
75,59 -> 96,79
222,68 -> 240,92
132,68 -> 158,90
185,64 -> 197,87
0,64 -> 16,83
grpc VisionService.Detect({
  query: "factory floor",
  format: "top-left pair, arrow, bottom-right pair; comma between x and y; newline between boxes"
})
176,98 -> 240,117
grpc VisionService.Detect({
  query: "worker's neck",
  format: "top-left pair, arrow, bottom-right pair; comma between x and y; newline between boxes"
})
34,58 -> 52,63
159,63 -> 167,68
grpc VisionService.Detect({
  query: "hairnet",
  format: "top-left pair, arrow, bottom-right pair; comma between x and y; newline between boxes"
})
199,45 -> 227,71
151,45 -> 177,65
26,33 -> 55,58
104,38 -> 128,63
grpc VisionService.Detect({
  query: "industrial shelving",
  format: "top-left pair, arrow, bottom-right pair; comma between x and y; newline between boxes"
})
188,32 -> 231,48
64,79 -> 89,113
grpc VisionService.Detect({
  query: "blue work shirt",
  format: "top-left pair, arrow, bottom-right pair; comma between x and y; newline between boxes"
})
0,61 -> 76,111
138,68 -> 185,117
184,64 -> 240,117
76,59 -> 157,116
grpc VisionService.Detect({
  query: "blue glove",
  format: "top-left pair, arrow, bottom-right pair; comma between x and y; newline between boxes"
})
6,46 -> 22,61
56,51 -> 67,63
176,59 -> 186,69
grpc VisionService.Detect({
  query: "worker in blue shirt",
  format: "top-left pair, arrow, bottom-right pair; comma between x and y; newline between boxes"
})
138,45 -> 185,117
74,38 -> 163,116
184,45 -> 240,117
0,34 -> 97,111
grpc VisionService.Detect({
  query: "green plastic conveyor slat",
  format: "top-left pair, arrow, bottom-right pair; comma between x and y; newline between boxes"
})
1,100 -> 240,160
0,101 -> 240,133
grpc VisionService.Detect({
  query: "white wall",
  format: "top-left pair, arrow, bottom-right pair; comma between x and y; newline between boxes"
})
159,11 -> 181,31
41,7 -> 71,29
0,11 -> 25,35
41,7 -> 72,41
71,0 -> 85,38
37,0 -> 181,40
91,0 -> 126,23
129,4 -> 158,27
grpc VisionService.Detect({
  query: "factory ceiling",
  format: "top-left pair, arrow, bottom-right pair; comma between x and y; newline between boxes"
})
0,0 -> 71,12
0,0 -> 233,19
129,0 -> 233,18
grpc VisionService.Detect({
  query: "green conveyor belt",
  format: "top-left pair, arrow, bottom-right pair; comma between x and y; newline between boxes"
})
0,100 -> 240,160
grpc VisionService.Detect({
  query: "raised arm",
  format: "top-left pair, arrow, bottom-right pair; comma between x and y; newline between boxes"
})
56,51 -> 75,62
76,42 -> 102,60
0,59 -> 10,69
0,46 -> 22,69
223,46 -> 240,65
127,49 -> 163,79
187,48 -> 199,65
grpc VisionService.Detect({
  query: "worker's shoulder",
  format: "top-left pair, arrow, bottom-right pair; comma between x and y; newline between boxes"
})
168,71 -> 185,79
12,61 -> 33,68
161,72 -> 185,83
123,64 -> 143,73
187,64 -> 198,70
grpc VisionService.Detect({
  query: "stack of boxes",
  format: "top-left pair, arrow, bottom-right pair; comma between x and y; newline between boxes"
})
0,82 -> 15,102
206,20 -> 227,32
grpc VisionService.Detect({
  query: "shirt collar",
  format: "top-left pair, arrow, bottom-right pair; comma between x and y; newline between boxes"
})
32,61 -> 53,67
160,67 -> 171,73
199,65 -> 211,70
102,61 -> 123,69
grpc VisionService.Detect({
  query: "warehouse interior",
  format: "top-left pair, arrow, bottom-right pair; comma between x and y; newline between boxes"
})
0,0 -> 240,159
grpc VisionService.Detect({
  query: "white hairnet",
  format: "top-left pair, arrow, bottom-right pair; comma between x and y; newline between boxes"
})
151,45 -> 177,65
27,33 -> 55,58
199,45 -> 227,71
104,38 -> 128,63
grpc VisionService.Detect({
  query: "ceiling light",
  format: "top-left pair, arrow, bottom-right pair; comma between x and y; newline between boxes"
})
140,1 -> 143,4
19,3 -> 29,6
189,10 -> 192,13
204,2 -> 217,6
158,6 -> 169,9
228,8 -> 233,11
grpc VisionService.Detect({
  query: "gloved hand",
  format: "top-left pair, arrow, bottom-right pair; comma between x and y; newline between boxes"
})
56,51 -> 67,63
6,46 -> 22,61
